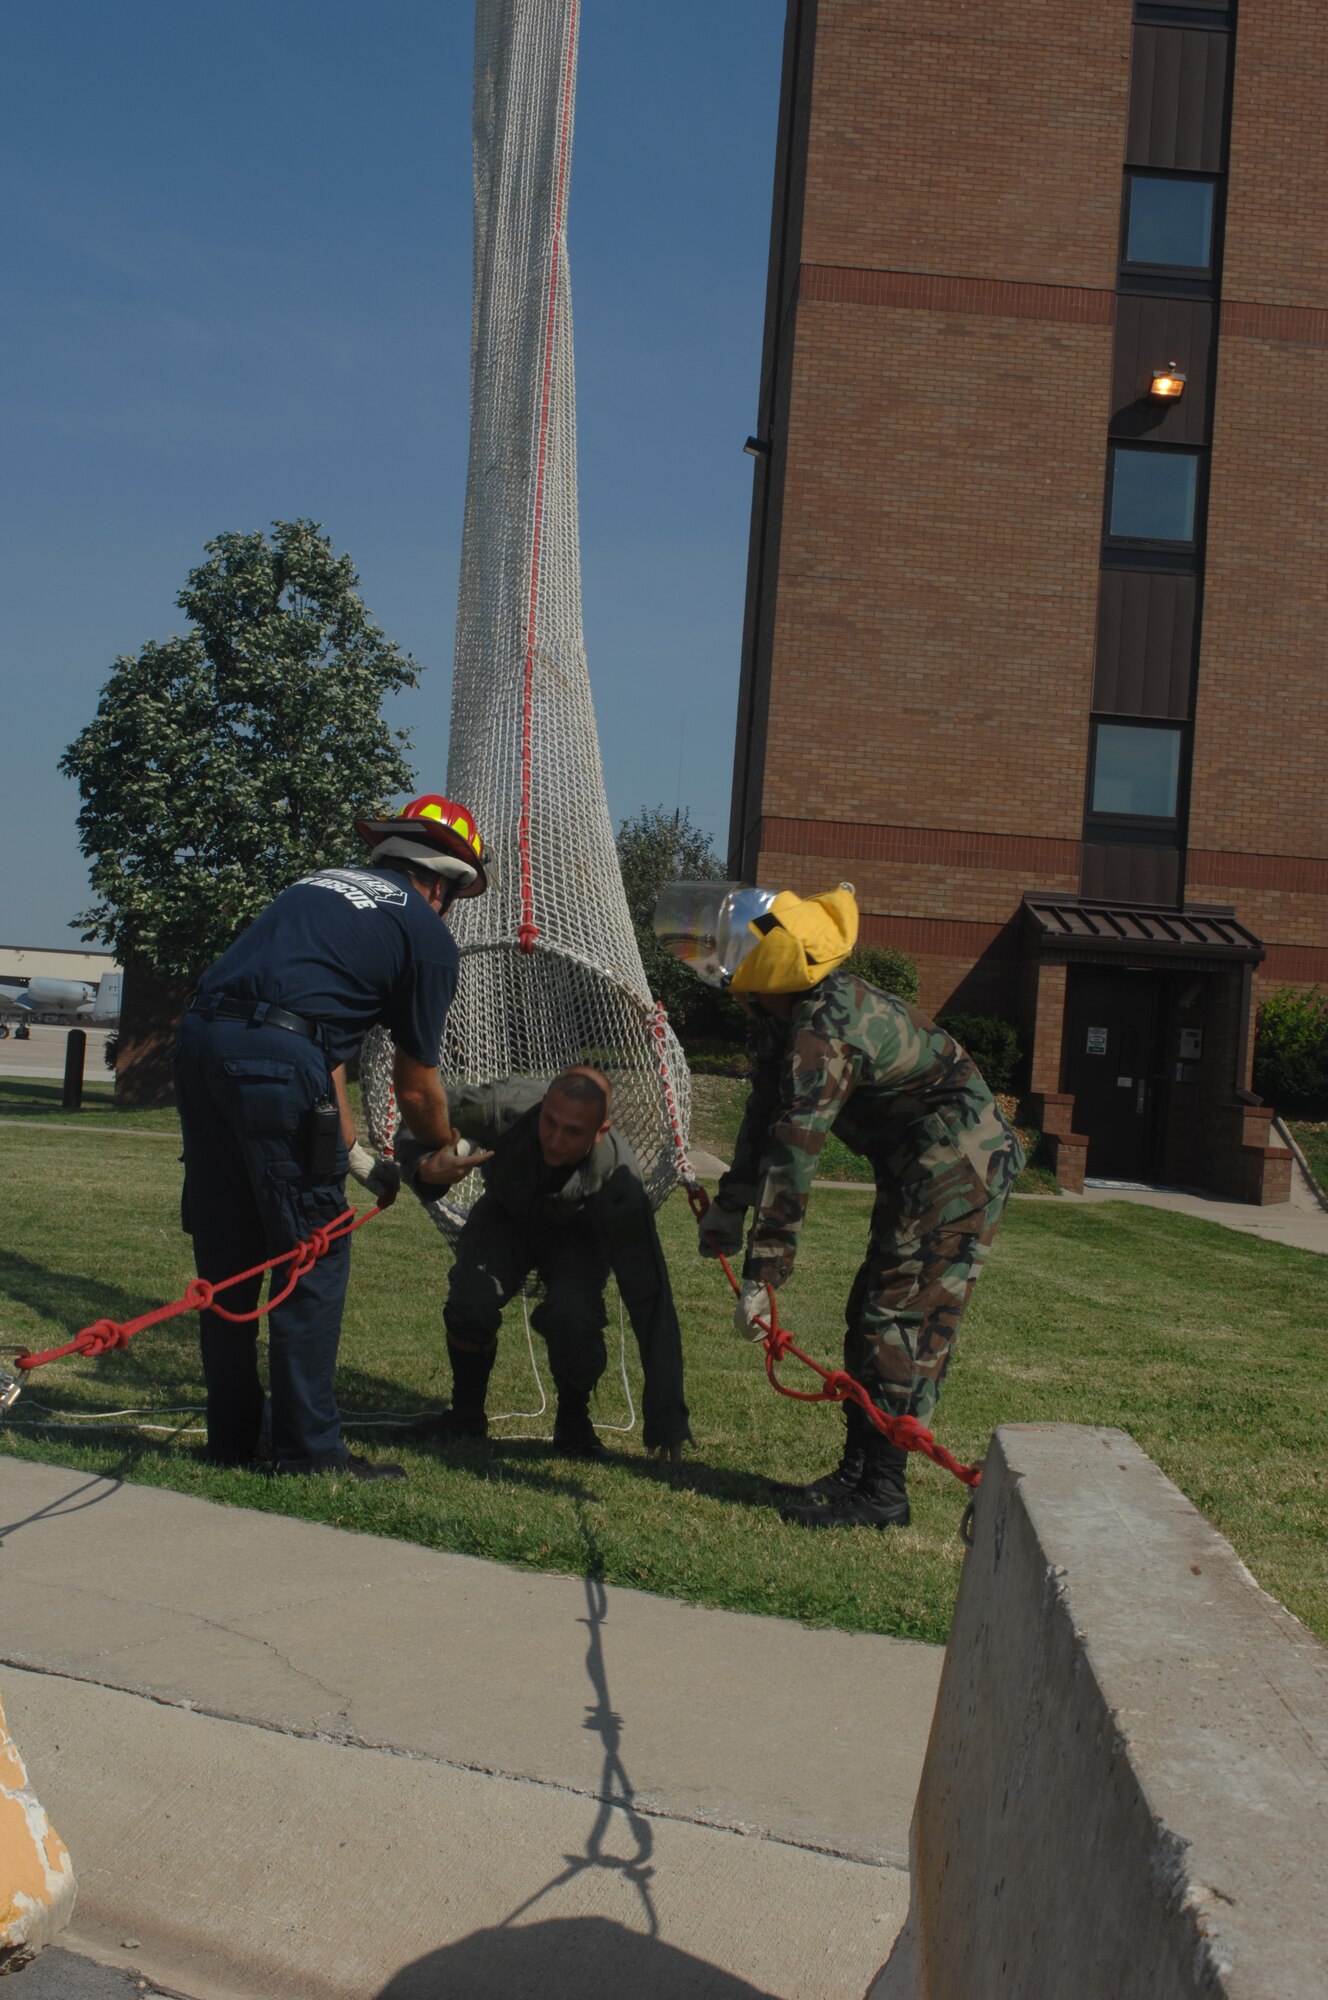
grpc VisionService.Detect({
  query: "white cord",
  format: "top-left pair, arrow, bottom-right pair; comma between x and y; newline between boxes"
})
490,1285 -> 635,1440
488,1288 -> 551,1426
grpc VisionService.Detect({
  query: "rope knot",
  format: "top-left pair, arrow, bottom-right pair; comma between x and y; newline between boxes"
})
517,922 -> 540,954
83,1319 -> 128,1355
184,1278 -> 215,1312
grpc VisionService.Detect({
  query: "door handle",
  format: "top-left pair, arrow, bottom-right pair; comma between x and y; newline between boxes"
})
1136,1080 -> 1147,1115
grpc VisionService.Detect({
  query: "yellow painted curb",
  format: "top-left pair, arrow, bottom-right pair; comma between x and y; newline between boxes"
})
0,1693 -> 76,1972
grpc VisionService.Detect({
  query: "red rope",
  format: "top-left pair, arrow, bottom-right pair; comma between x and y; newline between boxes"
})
683,1179 -> 981,1489
10,1203 -> 385,1373
650,1003 -> 696,1185
516,0 -> 580,957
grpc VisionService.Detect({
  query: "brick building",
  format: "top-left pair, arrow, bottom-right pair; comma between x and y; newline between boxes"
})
730,0 -> 1327,1200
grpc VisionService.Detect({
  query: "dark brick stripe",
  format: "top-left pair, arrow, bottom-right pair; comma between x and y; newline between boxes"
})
799,263 -> 1116,326
858,912 -> 1016,958
1220,299 -> 1328,346
1187,848 -> 1328,893
760,814 -> 1082,874
1262,943 -> 1328,983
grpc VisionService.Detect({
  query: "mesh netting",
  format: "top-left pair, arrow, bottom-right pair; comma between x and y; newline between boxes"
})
363,0 -> 691,1234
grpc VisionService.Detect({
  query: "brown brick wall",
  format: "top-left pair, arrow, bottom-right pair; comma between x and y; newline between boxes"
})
1190,332 -> 1328,972
801,0 -> 1131,289
756,302 -> 1109,837
733,0 -> 1328,1170
1223,1 -> 1328,312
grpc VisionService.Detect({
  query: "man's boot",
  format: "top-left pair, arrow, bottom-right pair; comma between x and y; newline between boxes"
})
779,1427 -> 910,1529
769,1400 -> 868,1504
551,1390 -> 608,1461
425,1339 -> 494,1441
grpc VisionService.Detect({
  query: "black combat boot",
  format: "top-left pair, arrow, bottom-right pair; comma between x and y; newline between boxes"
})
551,1392 -> 608,1461
424,1339 -> 494,1442
769,1400 -> 869,1504
779,1429 -> 910,1529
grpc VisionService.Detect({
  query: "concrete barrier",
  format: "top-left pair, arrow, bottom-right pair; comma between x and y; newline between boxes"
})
871,1425 -> 1328,2000
0,1692 -> 75,1972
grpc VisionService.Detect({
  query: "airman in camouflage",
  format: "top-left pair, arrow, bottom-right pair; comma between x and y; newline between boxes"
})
717,972 -> 1022,1442
657,878 -> 1023,1528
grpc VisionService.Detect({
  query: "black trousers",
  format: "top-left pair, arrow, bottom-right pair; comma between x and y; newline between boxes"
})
443,1194 -> 611,1401
173,1011 -> 352,1470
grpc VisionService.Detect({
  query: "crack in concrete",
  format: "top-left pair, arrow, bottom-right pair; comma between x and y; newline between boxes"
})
1,1579 -> 354,1714
1,1654 -> 905,1873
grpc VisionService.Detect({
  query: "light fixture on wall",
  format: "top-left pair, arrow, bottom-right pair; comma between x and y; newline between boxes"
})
743,436 -> 771,457
1150,365 -> 1187,401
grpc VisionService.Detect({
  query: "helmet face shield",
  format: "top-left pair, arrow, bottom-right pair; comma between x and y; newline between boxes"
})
653,881 -> 778,989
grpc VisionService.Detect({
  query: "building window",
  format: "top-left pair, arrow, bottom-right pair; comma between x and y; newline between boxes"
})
1090,722 -> 1183,820
1107,446 -> 1199,543
1124,174 -> 1215,272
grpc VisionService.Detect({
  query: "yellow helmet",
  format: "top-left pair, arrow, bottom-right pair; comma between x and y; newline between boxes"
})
730,884 -> 859,995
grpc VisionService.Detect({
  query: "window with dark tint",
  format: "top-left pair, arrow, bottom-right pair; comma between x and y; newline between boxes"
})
1125,174 -> 1215,270
1109,447 -> 1199,542
1091,723 -> 1182,819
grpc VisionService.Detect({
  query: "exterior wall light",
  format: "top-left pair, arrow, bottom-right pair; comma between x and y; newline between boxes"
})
1150,366 -> 1186,401
743,436 -> 771,457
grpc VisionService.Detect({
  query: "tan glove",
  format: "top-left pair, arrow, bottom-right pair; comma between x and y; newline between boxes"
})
698,1196 -> 748,1261
347,1141 -> 401,1207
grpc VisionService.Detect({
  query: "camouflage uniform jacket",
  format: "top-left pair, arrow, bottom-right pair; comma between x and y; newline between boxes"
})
407,1081 -> 690,1444
720,973 -> 1023,1289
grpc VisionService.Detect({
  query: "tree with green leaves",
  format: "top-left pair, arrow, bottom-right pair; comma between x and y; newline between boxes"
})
616,805 -> 743,1042
61,521 -> 418,982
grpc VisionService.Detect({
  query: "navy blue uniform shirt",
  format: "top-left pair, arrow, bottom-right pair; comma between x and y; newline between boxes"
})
198,866 -> 459,1066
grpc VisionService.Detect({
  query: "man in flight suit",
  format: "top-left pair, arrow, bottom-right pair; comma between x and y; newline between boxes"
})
173,793 -> 488,1480
402,1069 -> 692,1463
656,879 -> 1022,1528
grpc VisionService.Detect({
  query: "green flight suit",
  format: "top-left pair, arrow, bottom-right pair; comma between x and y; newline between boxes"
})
407,1081 -> 692,1450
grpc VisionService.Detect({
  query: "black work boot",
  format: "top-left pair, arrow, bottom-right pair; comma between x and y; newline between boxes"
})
780,1430 -> 910,1530
423,1339 -> 494,1442
769,1400 -> 869,1504
551,1393 -> 608,1461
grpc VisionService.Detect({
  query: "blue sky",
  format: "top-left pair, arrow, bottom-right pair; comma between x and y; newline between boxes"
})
0,1 -> 782,947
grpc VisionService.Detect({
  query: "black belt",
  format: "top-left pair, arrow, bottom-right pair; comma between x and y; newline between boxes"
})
189,995 -> 322,1042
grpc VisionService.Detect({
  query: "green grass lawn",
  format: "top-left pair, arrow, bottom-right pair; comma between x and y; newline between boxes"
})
0,1075 -> 180,1132
2,1110 -> 1323,1647
1288,1119 -> 1328,1197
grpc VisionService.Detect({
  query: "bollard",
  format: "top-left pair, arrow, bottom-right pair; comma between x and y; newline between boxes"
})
62,1029 -> 86,1111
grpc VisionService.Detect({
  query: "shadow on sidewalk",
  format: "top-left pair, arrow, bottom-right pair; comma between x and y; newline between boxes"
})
377,1915 -> 779,1998
378,1503 -> 782,2000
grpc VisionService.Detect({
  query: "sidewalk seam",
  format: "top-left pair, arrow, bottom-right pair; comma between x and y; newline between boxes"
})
2,1654 -> 906,1872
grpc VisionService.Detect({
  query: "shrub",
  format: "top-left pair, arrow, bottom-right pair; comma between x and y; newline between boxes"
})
1253,985 -> 1328,1113
937,1011 -> 1022,1093
844,943 -> 920,1004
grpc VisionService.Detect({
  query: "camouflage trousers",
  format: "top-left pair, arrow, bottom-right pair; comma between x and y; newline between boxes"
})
845,1136 -> 1022,1423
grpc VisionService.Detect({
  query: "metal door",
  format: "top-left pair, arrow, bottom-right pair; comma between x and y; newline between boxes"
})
1064,970 -> 1163,1180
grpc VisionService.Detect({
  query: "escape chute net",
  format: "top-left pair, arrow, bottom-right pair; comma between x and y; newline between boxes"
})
362,0 -> 691,1231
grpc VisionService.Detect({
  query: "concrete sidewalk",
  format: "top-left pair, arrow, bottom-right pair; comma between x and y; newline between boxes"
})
0,1460 -> 931,2000
1071,1140 -> 1328,1255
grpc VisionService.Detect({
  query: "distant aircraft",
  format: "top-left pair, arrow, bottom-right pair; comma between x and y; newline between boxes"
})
0,972 -> 122,1037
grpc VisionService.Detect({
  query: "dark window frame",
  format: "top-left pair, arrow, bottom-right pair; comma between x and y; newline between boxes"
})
1120,169 -> 1219,283
1134,3 -> 1231,27
1104,442 -> 1206,551
1086,716 -> 1189,832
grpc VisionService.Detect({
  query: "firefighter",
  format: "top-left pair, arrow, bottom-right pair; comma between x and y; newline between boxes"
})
173,794 -> 487,1480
